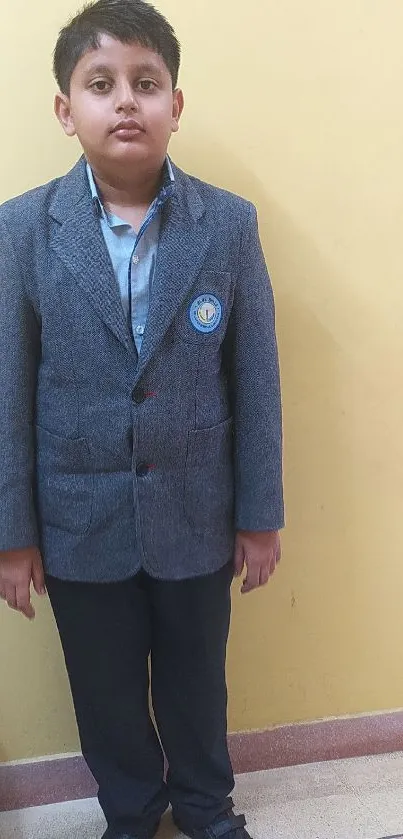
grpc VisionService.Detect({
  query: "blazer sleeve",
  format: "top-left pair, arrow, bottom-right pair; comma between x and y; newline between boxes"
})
0,218 -> 40,551
225,202 -> 285,532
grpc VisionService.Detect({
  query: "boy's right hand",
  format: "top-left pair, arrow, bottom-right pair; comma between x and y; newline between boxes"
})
0,548 -> 46,620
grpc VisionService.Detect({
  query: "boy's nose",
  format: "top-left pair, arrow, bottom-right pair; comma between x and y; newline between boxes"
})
115,84 -> 140,113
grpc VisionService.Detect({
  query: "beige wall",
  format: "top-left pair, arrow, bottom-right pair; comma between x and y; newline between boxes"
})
1,0 -> 403,760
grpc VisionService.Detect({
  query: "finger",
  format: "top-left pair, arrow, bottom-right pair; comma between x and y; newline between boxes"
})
5,582 -> 17,611
276,543 -> 282,564
241,563 -> 260,594
32,554 -> 46,596
234,539 -> 245,577
16,584 -> 35,620
259,565 -> 270,587
269,551 -> 277,576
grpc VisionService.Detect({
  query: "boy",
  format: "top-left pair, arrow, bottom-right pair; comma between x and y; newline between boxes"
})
0,1 -> 284,837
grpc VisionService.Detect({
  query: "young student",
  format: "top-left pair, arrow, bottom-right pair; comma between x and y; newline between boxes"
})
0,1 -> 284,837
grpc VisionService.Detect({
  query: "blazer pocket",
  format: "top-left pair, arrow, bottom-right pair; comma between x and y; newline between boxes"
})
34,426 -> 93,535
184,417 -> 234,530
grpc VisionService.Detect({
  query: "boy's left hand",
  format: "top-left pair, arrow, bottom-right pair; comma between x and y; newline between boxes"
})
234,530 -> 281,594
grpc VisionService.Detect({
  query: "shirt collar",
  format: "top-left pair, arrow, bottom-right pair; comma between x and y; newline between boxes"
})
86,157 -> 175,223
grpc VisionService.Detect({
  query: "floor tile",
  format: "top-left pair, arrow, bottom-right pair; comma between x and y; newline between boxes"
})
334,753 -> 403,793
358,788 -> 403,837
1,757 -> 403,839
0,798 -> 106,839
237,762 -> 348,804
277,792 -> 384,839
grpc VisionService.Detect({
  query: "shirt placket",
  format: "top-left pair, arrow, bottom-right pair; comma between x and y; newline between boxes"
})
128,188 -> 172,351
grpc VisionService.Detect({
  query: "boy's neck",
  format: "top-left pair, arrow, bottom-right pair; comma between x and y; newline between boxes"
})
88,159 -> 165,211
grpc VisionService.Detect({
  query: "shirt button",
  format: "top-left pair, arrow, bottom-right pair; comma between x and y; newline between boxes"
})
135,325 -> 145,336
132,255 -> 140,265
136,462 -> 150,477
132,386 -> 146,404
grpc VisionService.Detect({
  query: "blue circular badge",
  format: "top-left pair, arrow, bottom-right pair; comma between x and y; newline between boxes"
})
189,294 -> 222,334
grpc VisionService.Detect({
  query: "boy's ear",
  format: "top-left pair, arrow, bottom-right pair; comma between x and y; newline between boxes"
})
171,89 -> 184,134
54,92 -> 77,137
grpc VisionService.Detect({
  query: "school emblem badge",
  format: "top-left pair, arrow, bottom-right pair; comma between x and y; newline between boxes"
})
189,294 -> 222,334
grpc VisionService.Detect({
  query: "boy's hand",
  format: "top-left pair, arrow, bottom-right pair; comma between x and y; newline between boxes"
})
0,548 -> 46,620
234,530 -> 281,594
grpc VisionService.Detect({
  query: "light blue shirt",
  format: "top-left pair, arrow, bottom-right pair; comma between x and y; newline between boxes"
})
86,159 -> 175,353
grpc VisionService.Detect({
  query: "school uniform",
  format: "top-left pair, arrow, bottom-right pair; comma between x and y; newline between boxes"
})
0,156 -> 284,838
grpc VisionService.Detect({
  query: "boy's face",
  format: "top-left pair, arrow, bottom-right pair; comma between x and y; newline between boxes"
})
55,35 -> 184,173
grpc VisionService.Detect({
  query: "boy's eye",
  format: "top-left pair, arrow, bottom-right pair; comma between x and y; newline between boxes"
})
90,80 -> 112,93
138,79 -> 156,92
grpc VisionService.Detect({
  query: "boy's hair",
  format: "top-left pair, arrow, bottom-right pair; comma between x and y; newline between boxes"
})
53,0 -> 181,95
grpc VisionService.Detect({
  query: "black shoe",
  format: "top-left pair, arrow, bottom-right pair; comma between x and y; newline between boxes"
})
101,834 -> 156,839
101,819 -> 161,839
176,810 -> 252,839
102,834 -> 141,839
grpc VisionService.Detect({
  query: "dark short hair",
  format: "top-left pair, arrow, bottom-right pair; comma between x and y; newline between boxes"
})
53,0 -> 181,95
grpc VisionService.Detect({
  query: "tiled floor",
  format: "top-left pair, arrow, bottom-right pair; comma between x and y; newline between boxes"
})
1,752 -> 403,839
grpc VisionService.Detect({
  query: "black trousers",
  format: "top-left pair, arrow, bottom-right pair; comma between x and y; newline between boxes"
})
46,562 -> 235,838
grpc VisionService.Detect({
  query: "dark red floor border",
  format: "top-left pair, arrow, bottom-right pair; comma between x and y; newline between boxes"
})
2,711 -> 403,811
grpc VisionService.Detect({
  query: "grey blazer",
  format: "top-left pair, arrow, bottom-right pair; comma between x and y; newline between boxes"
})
0,157 -> 284,582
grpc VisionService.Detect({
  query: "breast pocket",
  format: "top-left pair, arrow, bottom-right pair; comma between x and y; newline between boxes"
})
34,426 -> 94,535
184,416 -> 234,530
175,271 -> 233,348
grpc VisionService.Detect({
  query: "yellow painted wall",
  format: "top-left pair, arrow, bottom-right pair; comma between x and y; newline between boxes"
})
1,0 -> 403,761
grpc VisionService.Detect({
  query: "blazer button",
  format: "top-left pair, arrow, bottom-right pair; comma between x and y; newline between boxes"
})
132,386 -> 146,404
136,462 -> 150,477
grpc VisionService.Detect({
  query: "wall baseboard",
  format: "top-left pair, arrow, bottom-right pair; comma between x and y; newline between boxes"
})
2,710 -> 403,812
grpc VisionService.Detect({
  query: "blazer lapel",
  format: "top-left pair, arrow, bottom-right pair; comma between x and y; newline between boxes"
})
48,159 -> 210,372
135,169 -> 210,382
49,157 -> 135,354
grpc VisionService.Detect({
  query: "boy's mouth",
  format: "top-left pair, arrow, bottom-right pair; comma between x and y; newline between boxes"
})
111,119 -> 145,136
